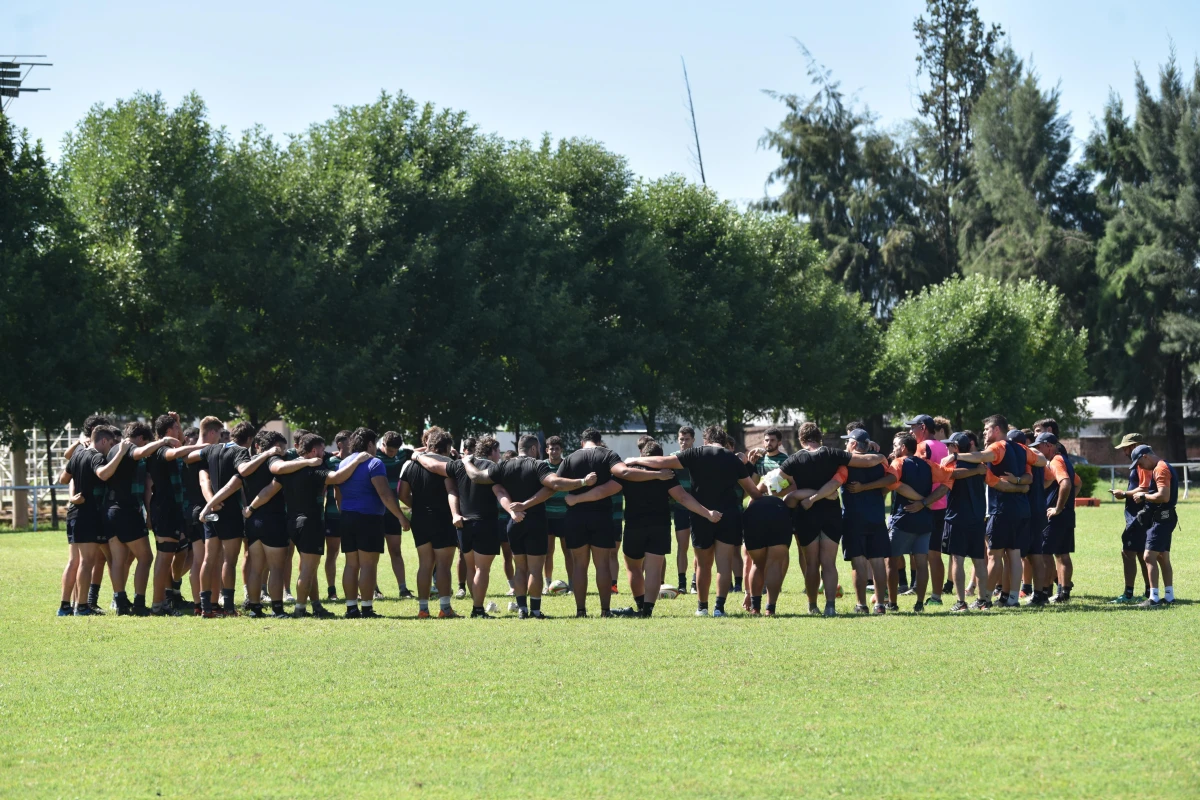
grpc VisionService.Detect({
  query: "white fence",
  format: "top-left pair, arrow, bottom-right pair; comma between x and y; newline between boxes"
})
1091,463 -> 1195,500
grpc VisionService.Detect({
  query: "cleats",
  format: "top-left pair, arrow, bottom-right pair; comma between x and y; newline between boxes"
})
291,608 -> 310,618
283,591 -> 295,603
508,602 -> 519,613
311,605 -> 336,619
925,596 -> 943,606
950,600 -> 969,613
517,607 -> 530,619
613,607 -> 638,618
398,588 -> 415,599
872,604 -> 886,615
57,607 -> 71,617
345,607 -> 361,619
885,603 -> 900,612
271,607 -> 291,619
454,588 -> 467,600
694,608 -> 709,617
417,609 -> 431,619
485,601 -> 499,614
853,604 -> 870,615
1139,598 -> 1163,609
373,588 -> 384,600
823,603 -> 836,617
969,599 -> 991,611
327,587 -> 339,601
438,608 -> 460,619
942,581 -> 955,595
912,601 -> 924,613
712,608 -> 726,618
73,605 -> 96,616
359,607 -> 381,619
530,610 -> 548,619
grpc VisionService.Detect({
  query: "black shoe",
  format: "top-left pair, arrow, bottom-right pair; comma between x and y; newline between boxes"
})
345,607 -> 361,618
326,587 -> 339,601
311,604 -> 336,618
942,580 -> 954,594
599,609 -> 613,618
612,607 -> 638,618
360,607 -> 381,618
244,605 -> 266,618
270,607 -> 290,619
291,608 -> 310,618
1139,598 -> 1163,609
912,601 -> 924,613
150,606 -> 182,617
398,588 -> 415,599
575,609 -> 588,618
131,605 -> 151,617
886,603 -> 900,612
1029,592 -> 1048,607
87,604 -> 106,615
471,609 -> 494,619
373,588 -> 385,600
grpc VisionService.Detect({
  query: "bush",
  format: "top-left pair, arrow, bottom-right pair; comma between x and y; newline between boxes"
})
1074,464 -> 1100,498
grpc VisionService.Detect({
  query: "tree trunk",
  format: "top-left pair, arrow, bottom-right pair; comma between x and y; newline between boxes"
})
11,422 -> 28,529
1164,353 -> 1186,462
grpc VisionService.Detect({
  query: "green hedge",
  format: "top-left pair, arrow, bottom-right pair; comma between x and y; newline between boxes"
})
1074,464 -> 1100,498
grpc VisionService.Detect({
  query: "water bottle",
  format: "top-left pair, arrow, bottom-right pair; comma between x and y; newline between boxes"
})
203,512 -> 220,522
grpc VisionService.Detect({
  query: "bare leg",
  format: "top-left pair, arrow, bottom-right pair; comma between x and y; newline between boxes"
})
570,545 -> 591,612
593,548 -> 614,612
694,546 -> 715,607
324,536 -> 341,595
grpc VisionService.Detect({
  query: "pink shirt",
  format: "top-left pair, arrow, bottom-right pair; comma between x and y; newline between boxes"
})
917,438 -> 949,510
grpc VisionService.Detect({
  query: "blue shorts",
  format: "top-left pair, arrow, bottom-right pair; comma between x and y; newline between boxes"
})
1145,508 -> 1176,553
942,519 -> 986,560
889,526 -> 930,557
843,520 -> 889,561
672,505 -> 692,533
986,514 -> 1029,553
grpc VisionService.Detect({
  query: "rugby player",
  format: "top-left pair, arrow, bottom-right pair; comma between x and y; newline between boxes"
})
543,436 -> 571,588
839,428 -> 895,614
57,423 -> 120,615
673,426 -> 696,593
907,415 -> 949,605
324,430 -> 355,600
399,429 -> 462,618
376,431 -> 412,599
239,430 -> 289,617
884,433 -> 953,613
939,432 -> 994,611
1109,433 -> 1152,602
1032,432 -> 1076,604
145,413 -> 206,615
1007,429 -> 1048,603
1034,418 -> 1079,599
191,419 -> 252,617
1125,445 -> 1177,608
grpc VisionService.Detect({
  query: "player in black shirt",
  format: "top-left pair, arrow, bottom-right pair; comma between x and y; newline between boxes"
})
554,428 -> 671,617
399,428 -> 463,618
236,430 -> 290,617
626,425 -> 762,617
377,431 -> 413,600
57,424 -> 121,615
103,421 -> 176,615
185,417 -> 251,617
146,413 -> 207,615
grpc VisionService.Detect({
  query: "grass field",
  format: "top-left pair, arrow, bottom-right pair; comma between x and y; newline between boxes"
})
2,502 -> 1198,798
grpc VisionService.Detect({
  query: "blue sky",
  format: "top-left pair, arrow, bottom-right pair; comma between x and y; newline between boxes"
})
6,1 -> 1197,205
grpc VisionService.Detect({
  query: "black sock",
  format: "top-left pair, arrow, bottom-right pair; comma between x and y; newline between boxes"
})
698,601 -> 709,611
517,594 -> 528,610
134,593 -> 146,608
272,601 -> 284,615
87,584 -> 100,606
715,596 -> 726,612
60,600 -> 70,610
634,594 -> 644,611
328,585 -> 336,595
458,581 -> 466,591
200,590 -> 213,613
1022,583 -> 1033,594
898,569 -> 908,586
576,607 -> 587,618
611,580 -> 618,590
678,572 -> 686,588
766,603 -> 776,613
530,597 -> 541,612
221,588 -> 234,609
642,601 -> 655,617
472,605 -> 485,616
171,579 -> 182,593
733,579 -> 742,592
752,595 -> 762,611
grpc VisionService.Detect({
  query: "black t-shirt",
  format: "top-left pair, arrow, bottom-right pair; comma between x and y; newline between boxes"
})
244,455 -> 285,515
182,459 -> 205,508
676,446 -> 748,509
618,465 -> 679,527
104,448 -> 140,509
488,456 -> 553,513
780,447 -> 852,514
402,459 -> 450,515
557,446 -> 623,509
447,458 -> 499,520
199,443 -> 251,510
278,465 -> 332,521
65,447 -> 107,520
146,450 -> 178,512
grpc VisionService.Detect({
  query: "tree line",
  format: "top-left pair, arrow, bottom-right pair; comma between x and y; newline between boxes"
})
2,0 -> 1194,458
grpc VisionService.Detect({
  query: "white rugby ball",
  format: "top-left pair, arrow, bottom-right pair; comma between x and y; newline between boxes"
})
659,584 -> 680,600
547,579 -> 571,596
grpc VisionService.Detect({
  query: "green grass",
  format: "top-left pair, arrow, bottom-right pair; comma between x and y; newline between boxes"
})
2,503 -> 1198,798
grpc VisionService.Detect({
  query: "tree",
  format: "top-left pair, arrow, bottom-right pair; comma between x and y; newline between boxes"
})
958,47 -> 1100,327
1085,55 -> 1200,461
0,112 -> 120,447
912,0 -> 1003,280
879,275 -> 1088,432
760,45 -> 934,318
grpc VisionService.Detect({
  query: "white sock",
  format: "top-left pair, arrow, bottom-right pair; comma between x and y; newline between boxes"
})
1165,586 -> 1174,601
1150,587 -> 1160,601
419,599 -> 429,612
1009,590 -> 1019,603
346,599 -> 357,608
296,603 -> 306,613
440,595 -> 452,610
361,600 -> 372,609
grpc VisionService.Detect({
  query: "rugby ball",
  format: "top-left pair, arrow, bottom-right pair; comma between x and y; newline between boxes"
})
659,584 -> 680,600
547,579 -> 571,596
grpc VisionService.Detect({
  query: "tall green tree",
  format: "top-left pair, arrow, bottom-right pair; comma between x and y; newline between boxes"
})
912,0 -> 1002,280
880,275 -> 1088,432
958,47 -> 1100,326
1085,55 -> 1200,461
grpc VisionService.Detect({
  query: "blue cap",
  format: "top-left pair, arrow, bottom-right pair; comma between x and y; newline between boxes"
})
948,432 -> 971,450
840,428 -> 870,445
1033,432 -> 1059,446
904,414 -> 935,429
1006,429 -> 1028,445
1130,444 -> 1152,462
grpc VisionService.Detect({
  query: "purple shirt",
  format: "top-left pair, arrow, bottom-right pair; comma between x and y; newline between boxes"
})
339,456 -> 386,515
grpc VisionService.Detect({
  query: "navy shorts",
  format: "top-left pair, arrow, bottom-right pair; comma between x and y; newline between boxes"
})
105,504 -> 148,544
290,514 -> 325,556
742,497 -> 791,551
383,513 -> 404,537
792,504 -> 842,547
342,510 -> 385,554
1051,517 -> 1076,555
691,504 -> 742,549
927,508 -> 947,551
612,519 -> 623,541
1145,508 -> 1176,553
986,514 -> 1029,553
324,515 -> 341,539
462,517 -> 499,556
247,511 -> 288,548
566,504 -> 616,550
843,519 -> 890,561
410,509 -> 456,550
497,516 -> 510,543
1121,520 -> 1146,553
942,519 -> 986,560
623,522 -> 671,559
672,505 -> 692,533
508,512 -> 549,557
66,512 -> 106,546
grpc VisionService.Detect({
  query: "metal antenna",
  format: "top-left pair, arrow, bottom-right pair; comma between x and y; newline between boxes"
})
681,56 -> 706,186
0,55 -> 53,111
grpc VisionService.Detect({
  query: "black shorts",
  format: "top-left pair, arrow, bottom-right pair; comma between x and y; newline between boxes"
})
105,504 -> 148,544
742,497 -> 791,551
66,512 -> 105,546
410,509 -> 456,550
202,508 -> 244,542
623,522 -> 671,559
508,512 -> 549,557
942,519 -> 986,560
927,508 -> 946,551
497,517 -> 510,543
383,513 -> 403,537
324,515 -> 342,540
247,511 -> 289,548
547,517 -> 568,539
1121,520 -> 1147,553
1049,516 -> 1075,555
1027,520 -> 1047,555
290,514 -> 326,556
566,504 -> 616,550
986,513 -> 1029,553
342,511 -> 385,554
690,504 -> 742,549
1145,508 -> 1176,553
462,517 -> 499,556
183,505 -> 204,546
672,505 -> 692,533
149,502 -> 185,540
843,519 -> 890,561
612,519 -> 623,541
792,503 -> 842,547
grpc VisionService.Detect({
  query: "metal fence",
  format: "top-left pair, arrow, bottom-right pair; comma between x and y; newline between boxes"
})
1,483 -> 69,531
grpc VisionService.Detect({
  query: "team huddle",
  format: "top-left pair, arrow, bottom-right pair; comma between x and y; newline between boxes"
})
54,410 -> 1180,619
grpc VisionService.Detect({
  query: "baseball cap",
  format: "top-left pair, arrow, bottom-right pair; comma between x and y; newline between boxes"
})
1129,444 -> 1152,462
904,414 -> 935,429
1117,432 -> 1144,449
1006,429 -> 1028,444
948,432 -> 971,450
840,429 -> 870,445
1033,432 -> 1059,446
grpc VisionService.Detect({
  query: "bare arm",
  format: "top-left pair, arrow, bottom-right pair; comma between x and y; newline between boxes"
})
200,469 -> 214,503
323,454 -> 369,484
542,472 -> 595,491
798,477 -> 842,510
131,437 -> 172,461
925,485 -> 950,506
565,480 -> 622,505
511,485 -> 556,513
992,480 -> 1028,494
164,442 -> 206,462
610,462 -> 673,481
667,485 -> 723,523
243,480 -> 282,517
144,474 -> 153,509
1047,477 -> 1072,518
446,477 -> 464,526
461,456 -> 494,484
738,475 -> 763,500
200,474 -> 244,516
271,456 -> 322,475
371,474 -> 409,526
238,446 -> 282,477
397,479 -> 412,507
415,452 -> 451,478
492,485 -> 523,522
624,455 -> 683,470
95,440 -> 132,482
847,453 -> 887,468
955,449 -> 998,464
